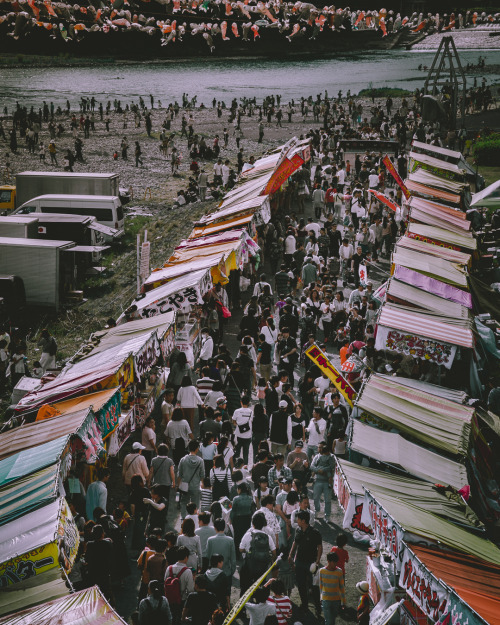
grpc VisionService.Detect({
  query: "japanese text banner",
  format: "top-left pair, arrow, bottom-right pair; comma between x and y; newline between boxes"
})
305,343 -> 356,407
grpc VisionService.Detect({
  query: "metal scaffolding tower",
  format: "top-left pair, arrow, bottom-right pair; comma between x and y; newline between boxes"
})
423,35 -> 467,130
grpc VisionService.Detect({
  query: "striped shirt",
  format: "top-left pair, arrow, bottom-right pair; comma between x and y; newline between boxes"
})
319,567 -> 345,604
267,596 -> 292,625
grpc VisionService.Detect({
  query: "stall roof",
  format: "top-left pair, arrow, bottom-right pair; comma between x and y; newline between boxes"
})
0,465 -> 60,526
411,140 -> 463,163
356,374 -> 473,456
220,175 -> 271,208
378,303 -> 474,349
0,498 -> 65,564
409,151 -> 466,175
0,408 -> 92,462
391,247 -> 469,287
408,196 -> 471,232
143,254 -> 224,290
406,179 -> 461,206
382,374 -> 469,404
386,279 -> 470,319
350,420 -> 468,489
396,236 -> 471,265
189,215 -> 254,239
0,435 -> 69,488
83,312 -> 175,357
0,585 -> 127,625
406,222 -> 477,250
190,214 -> 254,239
16,331 -> 153,413
470,179 -> 500,208
408,169 -> 468,194
392,265 -> 472,309
336,459 -> 482,529
367,491 -> 500,567
38,387 -> 119,418
411,545 -> 500,625
0,568 -> 69,619
129,269 -> 210,317
197,195 -> 269,225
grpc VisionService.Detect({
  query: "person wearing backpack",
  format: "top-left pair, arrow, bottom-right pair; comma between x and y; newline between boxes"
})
204,554 -> 230,611
138,579 -> 172,625
230,482 -> 256,548
182,574 -> 218,625
210,454 -> 233,501
164,545 -> 194,625
239,512 -> 276,594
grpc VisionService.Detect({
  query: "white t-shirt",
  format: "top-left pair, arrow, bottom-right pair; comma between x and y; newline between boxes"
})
142,426 -> 156,451
233,407 -> 253,439
284,235 -> 296,254
306,418 -> 327,446
240,528 -> 275,554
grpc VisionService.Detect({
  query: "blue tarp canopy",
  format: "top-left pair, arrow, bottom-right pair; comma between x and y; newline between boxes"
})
0,435 -> 69,488
0,464 -> 61,526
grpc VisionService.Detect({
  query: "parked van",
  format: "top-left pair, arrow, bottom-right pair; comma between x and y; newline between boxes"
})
13,194 -> 125,234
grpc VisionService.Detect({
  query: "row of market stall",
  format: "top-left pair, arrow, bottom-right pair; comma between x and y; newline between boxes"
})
337,141 -> 500,625
0,137 -> 311,620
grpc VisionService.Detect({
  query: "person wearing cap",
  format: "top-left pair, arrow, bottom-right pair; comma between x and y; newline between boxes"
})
122,442 -> 150,488
269,402 -> 293,457
356,581 -> 370,625
267,452 -> 293,492
286,440 -> 309,485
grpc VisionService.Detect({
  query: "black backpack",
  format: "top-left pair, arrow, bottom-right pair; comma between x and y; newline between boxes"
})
247,530 -> 271,574
212,469 -> 230,501
143,596 -> 166,625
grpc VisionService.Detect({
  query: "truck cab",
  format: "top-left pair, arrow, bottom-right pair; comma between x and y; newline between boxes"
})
0,186 -> 16,213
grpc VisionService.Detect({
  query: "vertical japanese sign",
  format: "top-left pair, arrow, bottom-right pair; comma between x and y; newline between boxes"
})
305,343 -> 357,407
383,155 -> 411,200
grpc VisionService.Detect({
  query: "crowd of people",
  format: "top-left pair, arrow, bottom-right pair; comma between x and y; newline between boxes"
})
0,3 -> 496,51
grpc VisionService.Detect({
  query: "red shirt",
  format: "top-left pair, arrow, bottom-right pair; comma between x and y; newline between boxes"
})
330,546 -> 349,574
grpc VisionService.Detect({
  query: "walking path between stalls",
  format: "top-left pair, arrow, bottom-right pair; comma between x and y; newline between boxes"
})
108,193 -> 391,624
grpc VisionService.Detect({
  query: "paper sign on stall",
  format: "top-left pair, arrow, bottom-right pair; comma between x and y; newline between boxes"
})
305,344 -> 357,407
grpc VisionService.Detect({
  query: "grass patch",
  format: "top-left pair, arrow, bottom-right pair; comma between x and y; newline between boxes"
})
472,133 -> 500,167
357,87 -> 412,98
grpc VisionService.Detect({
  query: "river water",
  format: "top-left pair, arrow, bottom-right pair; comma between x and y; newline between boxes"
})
2,49 -> 500,110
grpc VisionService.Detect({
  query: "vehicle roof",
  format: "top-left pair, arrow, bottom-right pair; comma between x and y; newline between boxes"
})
0,237 -> 74,248
34,213 -> 95,224
0,216 -> 39,224
17,171 -> 118,178
20,194 -> 120,202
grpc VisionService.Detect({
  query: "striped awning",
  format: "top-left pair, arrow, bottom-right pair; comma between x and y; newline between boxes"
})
0,465 -> 60,526
392,247 -> 469,287
406,179 -> 462,206
407,222 -> 477,251
355,373 -> 473,456
396,236 -> 471,265
378,303 -> 474,348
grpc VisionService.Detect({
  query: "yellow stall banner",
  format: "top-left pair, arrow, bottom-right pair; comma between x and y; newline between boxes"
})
305,343 -> 357,407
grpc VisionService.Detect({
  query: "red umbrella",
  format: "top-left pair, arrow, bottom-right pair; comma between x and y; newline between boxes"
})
368,189 -> 400,213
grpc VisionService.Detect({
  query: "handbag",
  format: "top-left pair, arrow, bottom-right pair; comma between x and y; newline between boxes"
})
221,306 -> 232,319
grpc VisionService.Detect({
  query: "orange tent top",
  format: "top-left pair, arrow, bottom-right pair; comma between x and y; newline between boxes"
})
36,388 -> 118,421
411,545 -> 500,624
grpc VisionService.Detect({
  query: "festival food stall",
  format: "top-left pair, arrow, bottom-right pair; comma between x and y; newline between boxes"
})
37,388 -> 122,445
405,222 -> 477,251
0,498 -> 79,615
354,374 -> 473,457
0,408 -> 105,465
0,586 -> 127,625
407,196 -> 471,232
349,419 -> 469,489
334,458 -> 482,537
0,435 -> 71,488
0,464 -> 62,527
399,544 -> 500,625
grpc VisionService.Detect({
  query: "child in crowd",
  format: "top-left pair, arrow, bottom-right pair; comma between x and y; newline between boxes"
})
185,502 -> 200,529
200,477 -> 213,512
330,533 -> 350,578
266,579 -> 292,625
246,587 -> 274,625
